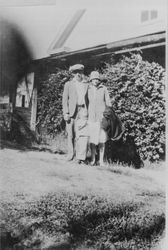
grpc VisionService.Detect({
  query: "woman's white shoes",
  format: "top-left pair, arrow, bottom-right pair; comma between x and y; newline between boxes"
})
99,162 -> 105,167
90,160 -> 105,167
90,161 -> 95,166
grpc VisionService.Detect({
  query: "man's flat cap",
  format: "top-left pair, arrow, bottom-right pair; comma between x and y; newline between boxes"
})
69,64 -> 84,72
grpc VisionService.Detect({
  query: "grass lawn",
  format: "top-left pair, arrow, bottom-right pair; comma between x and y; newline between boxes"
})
0,146 -> 166,250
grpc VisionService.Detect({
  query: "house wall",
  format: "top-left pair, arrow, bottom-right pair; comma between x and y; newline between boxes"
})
14,72 -> 37,130
0,95 -> 10,104
16,73 -> 34,108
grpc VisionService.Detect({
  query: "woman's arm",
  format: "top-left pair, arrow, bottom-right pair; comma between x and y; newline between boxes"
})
104,87 -> 112,107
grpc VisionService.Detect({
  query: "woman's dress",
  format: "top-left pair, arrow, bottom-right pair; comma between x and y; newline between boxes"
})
88,83 -> 111,145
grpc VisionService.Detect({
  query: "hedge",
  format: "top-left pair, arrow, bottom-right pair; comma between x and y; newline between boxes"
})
37,53 -> 165,162
37,69 -> 71,135
102,53 -> 165,162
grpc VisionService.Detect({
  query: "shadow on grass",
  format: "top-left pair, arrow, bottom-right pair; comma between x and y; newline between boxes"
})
0,193 -> 165,250
0,139 -> 66,155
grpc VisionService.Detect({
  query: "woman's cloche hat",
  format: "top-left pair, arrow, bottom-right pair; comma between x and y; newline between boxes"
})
90,71 -> 100,81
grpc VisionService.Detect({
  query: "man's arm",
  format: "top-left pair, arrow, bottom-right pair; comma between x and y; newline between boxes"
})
62,81 -> 70,120
85,83 -> 89,110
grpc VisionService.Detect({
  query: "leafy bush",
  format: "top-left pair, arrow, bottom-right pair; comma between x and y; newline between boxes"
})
1,193 -> 165,249
37,54 -> 165,162
102,53 -> 165,162
37,69 -> 71,136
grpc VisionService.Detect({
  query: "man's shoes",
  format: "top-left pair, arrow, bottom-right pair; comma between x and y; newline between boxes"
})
77,160 -> 86,165
66,155 -> 74,161
90,160 -> 96,166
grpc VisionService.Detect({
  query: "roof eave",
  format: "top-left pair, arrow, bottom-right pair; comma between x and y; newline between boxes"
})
49,30 -> 166,60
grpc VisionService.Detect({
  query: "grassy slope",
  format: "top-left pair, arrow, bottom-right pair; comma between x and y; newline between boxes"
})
0,148 -> 165,250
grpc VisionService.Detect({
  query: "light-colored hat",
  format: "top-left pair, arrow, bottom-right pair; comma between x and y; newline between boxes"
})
90,71 -> 100,81
69,64 -> 84,72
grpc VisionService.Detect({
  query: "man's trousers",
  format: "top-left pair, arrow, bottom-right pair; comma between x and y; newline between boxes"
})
66,108 -> 88,161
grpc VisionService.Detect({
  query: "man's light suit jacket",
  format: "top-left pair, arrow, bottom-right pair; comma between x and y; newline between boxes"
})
62,79 -> 89,119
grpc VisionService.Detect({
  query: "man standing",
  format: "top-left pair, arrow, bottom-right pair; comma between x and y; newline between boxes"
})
62,64 -> 89,162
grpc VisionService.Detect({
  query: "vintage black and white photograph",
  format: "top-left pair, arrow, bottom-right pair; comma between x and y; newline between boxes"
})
0,0 -> 166,249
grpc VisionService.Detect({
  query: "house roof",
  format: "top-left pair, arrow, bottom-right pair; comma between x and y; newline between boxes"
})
45,31 -> 165,71
50,31 -> 165,59
0,0 -> 166,60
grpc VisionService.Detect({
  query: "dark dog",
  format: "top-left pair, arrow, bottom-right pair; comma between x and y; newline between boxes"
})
104,137 -> 144,169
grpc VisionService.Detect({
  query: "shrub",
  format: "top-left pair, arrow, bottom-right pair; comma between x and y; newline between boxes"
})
102,53 -> 165,162
37,69 -> 71,136
36,54 -> 165,162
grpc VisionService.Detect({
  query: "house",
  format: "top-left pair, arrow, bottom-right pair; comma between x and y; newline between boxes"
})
0,0 -> 166,132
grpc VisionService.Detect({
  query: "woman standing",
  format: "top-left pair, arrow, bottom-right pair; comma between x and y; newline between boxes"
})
88,71 -> 111,166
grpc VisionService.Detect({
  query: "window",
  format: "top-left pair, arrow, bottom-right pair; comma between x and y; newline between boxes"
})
141,10 -> 158,23
141,10 -> 149,22
151,10 -> 158,20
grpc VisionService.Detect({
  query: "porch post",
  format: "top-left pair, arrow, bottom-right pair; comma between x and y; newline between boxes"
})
30,73 -> 37,131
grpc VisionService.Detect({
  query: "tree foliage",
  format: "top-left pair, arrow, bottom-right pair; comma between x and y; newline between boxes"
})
102,53 -> 165,162
37,69 -> 71,135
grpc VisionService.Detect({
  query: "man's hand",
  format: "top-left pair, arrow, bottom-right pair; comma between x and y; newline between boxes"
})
64,114 -> 71,123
